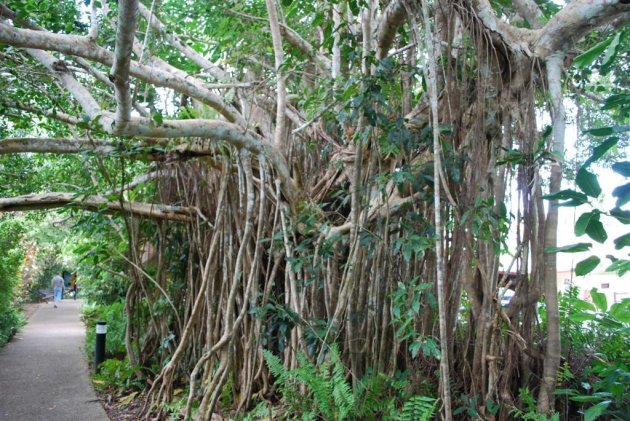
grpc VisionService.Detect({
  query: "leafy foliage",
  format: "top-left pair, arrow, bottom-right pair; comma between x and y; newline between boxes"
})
398,395 -> 437,421
0,218 -> 26,347
510,388 -> 559,421
546,134 -> 630,276
92,357 -> 142,394
262,346 -> 437,420
263,344 -> 356,420
83,301 -> 127,360
556,287 -> 630,420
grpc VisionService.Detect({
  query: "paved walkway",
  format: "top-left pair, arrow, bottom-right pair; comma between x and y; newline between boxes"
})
0,299 -> 109,421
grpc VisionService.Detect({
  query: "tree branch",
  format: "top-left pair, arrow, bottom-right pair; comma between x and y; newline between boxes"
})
26,48 -> 102,119
0,137 -> 224,163
265,0 -> 288,148
0,137 -> 116,155
0,192 -> 195,221
533,0 -> 630,58
0,99 -> 82,125
227,9 -> 331,72
111,0 -> 139,133
513,0 -> 545,28
105,169 -> 178,196
472,0 -> 536,55
0,22 -> 245,125
73,57 -> 150,117
376,0 -> 406,59
137,2 -> 230,82
4,41 -> 296,202
88,0 -> 99,40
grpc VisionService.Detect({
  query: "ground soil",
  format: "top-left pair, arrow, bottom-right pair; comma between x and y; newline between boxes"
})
95,389 -> 147,421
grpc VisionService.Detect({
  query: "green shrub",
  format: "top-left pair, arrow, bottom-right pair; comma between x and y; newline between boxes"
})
556,287 -> 630,420
0,219 -> 26,347
261,345 -> 437,420
83,301 -> 127,360
92,357 -> 142,393
510,388 -> 559,421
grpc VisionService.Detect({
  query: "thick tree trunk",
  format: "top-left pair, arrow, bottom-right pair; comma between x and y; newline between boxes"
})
538,52 -> 565,415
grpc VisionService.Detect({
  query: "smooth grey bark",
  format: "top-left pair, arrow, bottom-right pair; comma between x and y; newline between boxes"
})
265,0 -> 288,148
421,1 -> 453,418
0,193 -> 195,221
376,0 -> 406,59
110,0 -> 138,132
538,51 -> 565,415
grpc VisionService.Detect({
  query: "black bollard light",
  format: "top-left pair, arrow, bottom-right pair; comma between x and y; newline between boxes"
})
95,321 -> 107,373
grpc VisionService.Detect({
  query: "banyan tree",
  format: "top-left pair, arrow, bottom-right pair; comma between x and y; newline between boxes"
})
1,0 -> 629,419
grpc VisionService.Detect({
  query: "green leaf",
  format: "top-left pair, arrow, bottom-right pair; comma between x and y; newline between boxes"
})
575,211 -> 608,243
575,256 -> 600,276
574,36 -> 614,68
545,243 -> 592,253
585,220 -> 607,243
610,208 -> 630,224
591,288 -> 607,312
603,94 -> 630,112
614,233 -> 630,250
606,259 -> 630,276
584,126 -> 630,137
403,246 -> 412,263
556,199 -> 590,207
584,400 -> 611,421
554,389 -> 576,396
543,189 -> 588,206
571,395 -> 606,403
151,112 -> 163,125
601,30 -> 624,73
571,298 -> 596,313
569,312 -> 596,322
612,182 -> 630,207
585,127 -> 613,137
409,341 -> 421,359
610,301 -> 630,323
576,167 -> 601,198
612,161 -> 630,177
600,316 -> 623,329
584,137 -> 619,166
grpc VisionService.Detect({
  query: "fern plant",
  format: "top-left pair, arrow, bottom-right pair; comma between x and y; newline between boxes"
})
262,345 -> 439,420
510,388 -> 560,421
400,396 -> 437,421
263,344 -> 356,420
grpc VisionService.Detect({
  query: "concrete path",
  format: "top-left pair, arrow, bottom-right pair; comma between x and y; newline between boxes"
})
0,300 -> 109,421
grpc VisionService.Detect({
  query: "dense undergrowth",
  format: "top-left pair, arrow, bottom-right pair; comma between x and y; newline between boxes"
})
82,285 -> 628,420
0,219 -> 25,347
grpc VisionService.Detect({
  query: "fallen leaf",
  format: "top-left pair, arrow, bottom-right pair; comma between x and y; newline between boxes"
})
118,391 -> 139,405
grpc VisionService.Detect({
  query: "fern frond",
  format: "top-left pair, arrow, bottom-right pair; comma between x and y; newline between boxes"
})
263,350 -> 289,383
329,345 -> 356,419
295,352 -> 334,418
400,395 -> 437,421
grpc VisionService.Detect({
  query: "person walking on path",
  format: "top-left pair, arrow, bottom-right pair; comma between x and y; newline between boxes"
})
70,272 -> 78,300
51,273 -> 65,308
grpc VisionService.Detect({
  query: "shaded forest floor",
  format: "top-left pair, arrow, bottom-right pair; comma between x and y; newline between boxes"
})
96,390 -> 146,421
